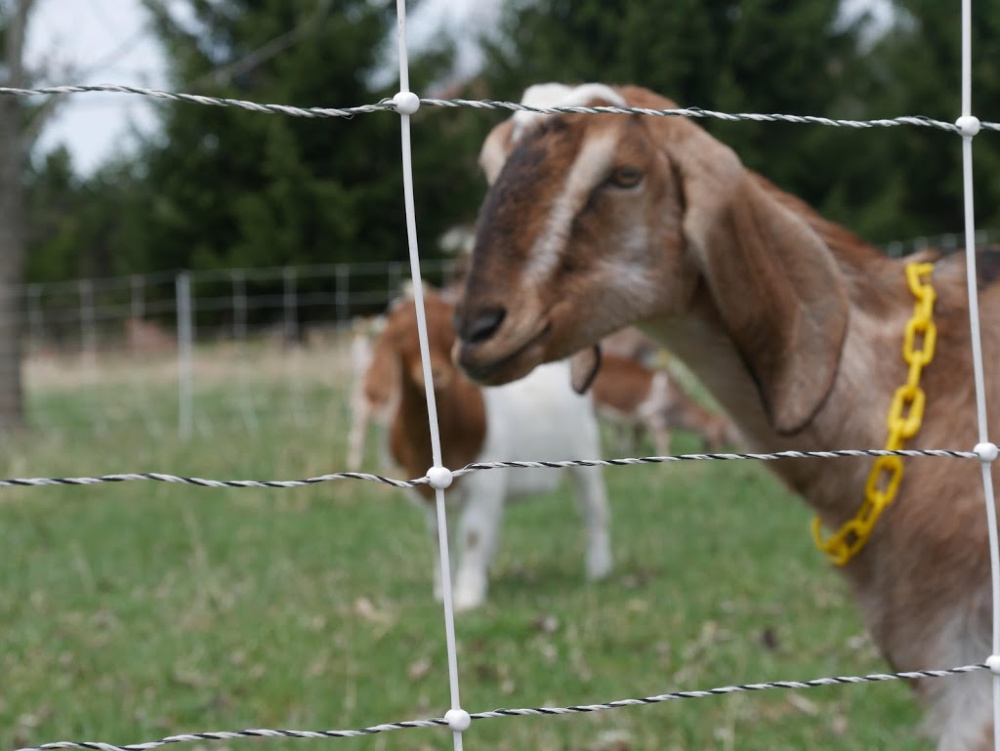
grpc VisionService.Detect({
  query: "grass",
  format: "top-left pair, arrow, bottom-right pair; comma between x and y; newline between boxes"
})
1,344 -> 930,751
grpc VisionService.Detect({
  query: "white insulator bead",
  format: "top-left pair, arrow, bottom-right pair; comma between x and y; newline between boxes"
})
444,708 -> 471,732
427,465 -> 454,489
974,442 -> 999,463
392,91 -> 421,115
987,654 -> 1000,675
955,115 -> 981,137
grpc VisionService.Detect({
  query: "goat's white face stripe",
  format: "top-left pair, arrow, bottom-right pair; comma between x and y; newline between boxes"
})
525,130 -> 620,284
513,83 -> 625,142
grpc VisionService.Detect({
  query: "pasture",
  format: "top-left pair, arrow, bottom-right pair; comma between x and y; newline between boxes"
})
1,340 -> 927,750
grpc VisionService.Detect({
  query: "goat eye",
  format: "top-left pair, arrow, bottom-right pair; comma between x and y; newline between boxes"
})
609,166 -> 643,189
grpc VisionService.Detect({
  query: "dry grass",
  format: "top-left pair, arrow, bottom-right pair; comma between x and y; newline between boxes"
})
25,335 -> 356,392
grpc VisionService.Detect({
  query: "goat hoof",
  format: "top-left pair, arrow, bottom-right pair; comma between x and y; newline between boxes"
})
452,585 -> 487,612
586,548 -> 613,581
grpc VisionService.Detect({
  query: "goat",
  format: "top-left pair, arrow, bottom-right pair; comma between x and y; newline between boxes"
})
600,326 -> 661,367
453,82 -> 1000,749
345,316 -> 395,472
592,352 -> 741,455
125,317 -> 176,355
371,286 -> 612,612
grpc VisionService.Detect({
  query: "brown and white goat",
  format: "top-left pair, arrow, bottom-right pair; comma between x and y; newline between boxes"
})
453,82 -> 1000,749
592,352 -> 741,455
370,287 -> 612,611
600,326 -> 660,367
345,316 -> 396,472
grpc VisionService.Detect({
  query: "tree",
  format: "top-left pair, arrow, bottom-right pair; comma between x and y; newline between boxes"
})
854,0 -> 1000,241
131,0 -> 484,323
0,0 -> 33,433
479,0 -> 1000,245
25,148 -> 150,283
475,0 -> 945,244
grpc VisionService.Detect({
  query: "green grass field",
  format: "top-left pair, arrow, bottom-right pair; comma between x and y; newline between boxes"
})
1,344 -> 929,751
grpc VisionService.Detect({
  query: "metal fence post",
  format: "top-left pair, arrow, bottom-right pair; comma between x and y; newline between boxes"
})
335,263 -> 348,324
27,284 -> 42,354
130,274 -> 145,322
283,267 -> 299,344
176,271 -> 194,439
79,279 -> 97,364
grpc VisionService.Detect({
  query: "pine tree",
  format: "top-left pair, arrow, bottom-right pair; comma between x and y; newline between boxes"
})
135,0 -> 484,319
477,0 -> 913,243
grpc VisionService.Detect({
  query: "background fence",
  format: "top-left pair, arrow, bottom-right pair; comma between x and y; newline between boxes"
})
13,229 -> 997,441
16,259 -> 458,439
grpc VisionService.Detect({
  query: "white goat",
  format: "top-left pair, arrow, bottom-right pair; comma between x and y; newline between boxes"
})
453,82 -> 1000,749
370,286 -> 612,612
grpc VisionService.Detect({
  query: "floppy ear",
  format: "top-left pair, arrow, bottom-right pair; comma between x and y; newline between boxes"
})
364,325 -> 399,405
569,345 -> 602,395
621,87 -> 848,434
479,118 -> 516,185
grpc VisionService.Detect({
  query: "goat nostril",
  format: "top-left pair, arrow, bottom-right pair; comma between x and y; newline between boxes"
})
464,306 -> 506,344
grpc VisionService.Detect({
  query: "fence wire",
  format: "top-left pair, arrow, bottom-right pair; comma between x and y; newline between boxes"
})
13,663 -> 989,751
3,84 -> 1000,132
0,447 -> 977,491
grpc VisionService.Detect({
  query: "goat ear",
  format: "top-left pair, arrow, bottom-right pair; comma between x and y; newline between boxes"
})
617,84 -> 848,434
569,345 -> 602,395
479,119 -> 516,185
678,142 -> 847,434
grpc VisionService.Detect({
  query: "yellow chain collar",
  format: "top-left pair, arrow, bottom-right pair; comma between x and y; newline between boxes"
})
812,262 -> 937,566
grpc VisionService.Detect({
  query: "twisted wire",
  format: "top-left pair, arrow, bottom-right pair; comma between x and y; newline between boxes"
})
0,470 -> 414,490
0,448 -> 976,491
421,98 -> 992,133
15,664 -> 987,751
1,84 -> 999,131
0,84 -> 392,118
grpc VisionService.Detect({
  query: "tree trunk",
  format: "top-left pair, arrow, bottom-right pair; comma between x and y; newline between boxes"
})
0,0 -> 35,433
0,98 -> 25,433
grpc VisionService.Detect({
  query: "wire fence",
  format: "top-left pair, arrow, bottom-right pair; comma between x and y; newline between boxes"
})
11,662 -> 991,751
12,233 -> 995,440
1,0 -> 998,750
18,260 -> 457,438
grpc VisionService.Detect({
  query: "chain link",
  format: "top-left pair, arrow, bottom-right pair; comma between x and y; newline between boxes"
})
814,262 -> 937,565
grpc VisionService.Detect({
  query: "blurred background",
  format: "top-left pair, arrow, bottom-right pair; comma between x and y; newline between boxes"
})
1,0 -> 999,439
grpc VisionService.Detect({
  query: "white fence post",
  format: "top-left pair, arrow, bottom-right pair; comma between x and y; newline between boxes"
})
232,270 -> 247,341
283,266 -> 298,343
335,263 -> 348,324
27,284 -> 42,354
231,269 -> 259,432
284,266 -> 307,427
78,278 -> 97,364
388,261 -> 403,300
176,271 -> 194,439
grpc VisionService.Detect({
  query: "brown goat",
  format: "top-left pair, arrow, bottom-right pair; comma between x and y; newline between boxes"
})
453,83 -> 1000,750
591,352 -> 741,455
371,287 -> 612,611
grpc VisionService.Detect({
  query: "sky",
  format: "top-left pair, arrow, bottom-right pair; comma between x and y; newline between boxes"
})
25,0 -> 500,174
25,0 -> 889,175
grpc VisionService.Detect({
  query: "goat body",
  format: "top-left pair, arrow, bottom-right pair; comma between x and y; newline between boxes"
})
453,82 -> 1000,749
371,288 -> 612,612
592,352 -> 740,455
345,316 -> 397,471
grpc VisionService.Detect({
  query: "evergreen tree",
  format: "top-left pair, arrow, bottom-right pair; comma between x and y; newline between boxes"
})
26,149 -> 149,282
857,0 -> 1000,241
135,0 -> 485,314
477,0 -> 925,243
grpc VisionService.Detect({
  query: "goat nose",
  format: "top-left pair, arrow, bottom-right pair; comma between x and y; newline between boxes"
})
460,305 -> 506,344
